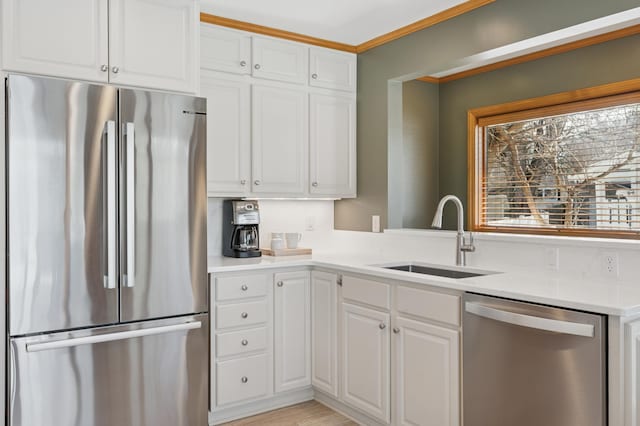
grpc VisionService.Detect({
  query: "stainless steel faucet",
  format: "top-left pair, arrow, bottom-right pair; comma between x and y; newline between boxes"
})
431,195 -> 475,266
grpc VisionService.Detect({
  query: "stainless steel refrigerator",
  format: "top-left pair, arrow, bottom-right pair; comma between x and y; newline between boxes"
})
6,74 -> 209,426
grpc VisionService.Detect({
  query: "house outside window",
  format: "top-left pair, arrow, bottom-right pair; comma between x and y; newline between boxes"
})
468,82 -> 640,239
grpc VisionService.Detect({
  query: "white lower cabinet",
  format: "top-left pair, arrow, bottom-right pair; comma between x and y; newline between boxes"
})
342,302 -> 391,424
311,271 -> 339,397
210,269 -> 312,424
394,317 -> 460,426
274,271 -> 311,393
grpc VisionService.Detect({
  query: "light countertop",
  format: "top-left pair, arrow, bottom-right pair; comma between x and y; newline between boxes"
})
208,253 -> 640,317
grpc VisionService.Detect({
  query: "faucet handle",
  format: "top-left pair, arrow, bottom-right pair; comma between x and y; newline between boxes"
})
461,232 -> 476,252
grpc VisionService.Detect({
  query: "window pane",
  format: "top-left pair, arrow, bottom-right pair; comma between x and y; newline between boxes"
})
483,102 -> 640,233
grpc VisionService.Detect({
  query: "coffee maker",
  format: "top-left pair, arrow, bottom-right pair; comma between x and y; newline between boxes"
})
223,200 -> 262,258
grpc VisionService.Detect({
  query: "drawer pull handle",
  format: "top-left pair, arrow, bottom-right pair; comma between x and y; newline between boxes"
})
241,376 -> 248,383
241,312 -> 248,319
241,339 -> 248,346
254,64 -> 261,70
311,73 -> 318,79
277,281 -> 283,287
379,323 -> 386,330
240,60 -> 247,67
241,284 -> 248,291
393,327 -> 400,334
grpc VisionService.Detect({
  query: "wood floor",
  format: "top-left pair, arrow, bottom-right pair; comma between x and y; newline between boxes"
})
221,401 -> 358,426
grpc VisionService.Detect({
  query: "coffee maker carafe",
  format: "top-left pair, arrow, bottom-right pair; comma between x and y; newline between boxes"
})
223,200 -> 262,258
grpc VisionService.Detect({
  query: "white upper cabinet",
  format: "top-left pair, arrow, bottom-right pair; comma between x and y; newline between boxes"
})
200,75 -> 251,196
1,0 -> 109,82
201,24 -> 251,75
309,94 -> 356,197
252,37 -> 308,84
108,0 -> 198,93
1,0 -> 198,93
309,47 -> 357,92
252,85 -> 308,195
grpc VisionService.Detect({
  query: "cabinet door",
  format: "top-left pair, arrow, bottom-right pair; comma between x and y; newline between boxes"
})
309,48 -> 357,92
252,37 -> 308,84
201,24 -> 251,74
309,94 -> 356,197
200,75 -> 251,196
625,320 -> 640,426
1,0 -> 109,82
274,271 -> 311,393
342,302 -> 390,423
252,85 -> 308,195
395,317 -> 460,426
311,271 -> 338,397
109,0 -> 198,93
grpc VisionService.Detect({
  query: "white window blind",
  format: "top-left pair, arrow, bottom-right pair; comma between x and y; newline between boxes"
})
482,102 -> 640,235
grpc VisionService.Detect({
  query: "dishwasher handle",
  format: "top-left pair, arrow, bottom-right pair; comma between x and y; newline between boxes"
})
465,302 -> 595,337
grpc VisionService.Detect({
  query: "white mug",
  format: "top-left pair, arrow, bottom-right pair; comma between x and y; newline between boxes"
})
285,232 -> 302,249
271,232 -> 284,240
270,237 -> 284,251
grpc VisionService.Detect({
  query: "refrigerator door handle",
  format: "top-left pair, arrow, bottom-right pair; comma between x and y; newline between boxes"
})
25,321 -> 202,353
465,302 -> 595,337
104,120 -> 117,289
124,122 -> 136,288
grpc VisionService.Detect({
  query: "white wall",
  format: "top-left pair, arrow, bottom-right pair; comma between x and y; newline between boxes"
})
207,198 -> 336,256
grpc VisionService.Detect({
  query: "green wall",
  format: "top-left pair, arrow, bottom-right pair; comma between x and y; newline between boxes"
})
334,0 -> 640,231
438,33 -> 640,228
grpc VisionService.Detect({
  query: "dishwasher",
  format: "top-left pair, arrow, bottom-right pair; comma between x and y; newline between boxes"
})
463,293 -> 606,426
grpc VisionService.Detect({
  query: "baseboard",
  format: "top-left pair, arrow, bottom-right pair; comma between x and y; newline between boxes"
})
209,387 -> 314,425
313,389 -> 388,426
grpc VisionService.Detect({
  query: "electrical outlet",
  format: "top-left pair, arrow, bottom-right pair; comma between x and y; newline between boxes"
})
602,251 -> 619,278
305,216 -> 315,231
372,215 -> 381,233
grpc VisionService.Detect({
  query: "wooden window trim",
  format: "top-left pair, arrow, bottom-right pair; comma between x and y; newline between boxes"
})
467,77 -> 640,239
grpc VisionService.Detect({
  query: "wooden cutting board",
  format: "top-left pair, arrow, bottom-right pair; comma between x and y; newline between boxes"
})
261,247 -> 312,256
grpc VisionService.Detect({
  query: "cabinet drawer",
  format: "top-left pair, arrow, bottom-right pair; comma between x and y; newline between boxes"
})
396,286 -> 460,326
215,274 -> 268,301
216,354 -> 270,406
216,327 -> 268,358
216,300 -> 268,329
342,276 -> 390,310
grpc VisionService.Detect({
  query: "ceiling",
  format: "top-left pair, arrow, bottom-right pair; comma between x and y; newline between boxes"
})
200,0 -> 468,45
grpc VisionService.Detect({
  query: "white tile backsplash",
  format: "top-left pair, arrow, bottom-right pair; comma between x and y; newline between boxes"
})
206,199 -> 640,283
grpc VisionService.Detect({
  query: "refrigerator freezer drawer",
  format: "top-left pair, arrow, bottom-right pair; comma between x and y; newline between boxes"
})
215,353 -> 270,407
9,315 -> 208,426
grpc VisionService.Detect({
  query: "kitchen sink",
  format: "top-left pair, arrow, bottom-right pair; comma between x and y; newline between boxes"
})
382,264 -> 493,279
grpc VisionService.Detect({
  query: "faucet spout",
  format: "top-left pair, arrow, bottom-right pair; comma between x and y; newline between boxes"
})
431,195 -> 475,266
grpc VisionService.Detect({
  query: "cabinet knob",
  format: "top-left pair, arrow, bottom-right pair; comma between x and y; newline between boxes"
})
240,179 -> 247,185
393,327 -> 400,334
241,312 -> 248,319
254,180 -> 261,186
379,323 -> 386,330
241,339 -> 248,346
241,284 -> 248,291
254,64 -> 261,70
112,66 -> 119,74
277,281 -> 283,287
240,60 -> 247,67
312,182 -> 318,187
100,64 -> 108,72
311,73 -> 318,79
241,376 -> 248,383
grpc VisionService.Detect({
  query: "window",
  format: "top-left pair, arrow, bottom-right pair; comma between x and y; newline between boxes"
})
468,82 -> 640,238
